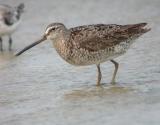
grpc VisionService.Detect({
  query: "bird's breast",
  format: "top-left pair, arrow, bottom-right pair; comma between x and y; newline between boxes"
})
0,19 -> 21,36
52,40 -> 73,62
52,40 -> 133,66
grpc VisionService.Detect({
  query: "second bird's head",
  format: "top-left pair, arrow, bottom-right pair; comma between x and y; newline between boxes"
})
16,23 -> 68,56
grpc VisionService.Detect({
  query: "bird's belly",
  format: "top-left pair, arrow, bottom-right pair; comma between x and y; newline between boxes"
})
0,20 -> 21,36
65,42 -> 131,66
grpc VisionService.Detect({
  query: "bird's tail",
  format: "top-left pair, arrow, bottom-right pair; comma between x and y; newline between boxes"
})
123,23 -> 151,35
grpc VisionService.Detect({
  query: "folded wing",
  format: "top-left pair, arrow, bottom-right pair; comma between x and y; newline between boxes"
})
69,23 -> 150,52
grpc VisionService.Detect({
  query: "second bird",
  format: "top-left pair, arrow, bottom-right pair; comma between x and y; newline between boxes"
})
16,22 -> 150,86
0,3 -> 24,51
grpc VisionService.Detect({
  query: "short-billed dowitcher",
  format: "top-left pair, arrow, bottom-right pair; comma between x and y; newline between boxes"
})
0,3 -> 24,51
16,22 -> 150,86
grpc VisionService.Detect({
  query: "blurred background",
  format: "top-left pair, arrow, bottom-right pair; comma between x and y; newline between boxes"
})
0,0 -> 160,125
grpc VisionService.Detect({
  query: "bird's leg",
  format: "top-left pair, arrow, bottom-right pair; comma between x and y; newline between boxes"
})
96,64 -> 102,86
110,60 -> 119,84
0,37 -> 3,51
9,36 -> 12,51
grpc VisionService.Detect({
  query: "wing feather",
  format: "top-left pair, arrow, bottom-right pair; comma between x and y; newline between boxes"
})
69,23 -> 150,52
69,24 -> 129,52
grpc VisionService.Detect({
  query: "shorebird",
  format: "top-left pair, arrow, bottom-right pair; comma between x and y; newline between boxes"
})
0,3 -> 24,51
16,22 -> 150,86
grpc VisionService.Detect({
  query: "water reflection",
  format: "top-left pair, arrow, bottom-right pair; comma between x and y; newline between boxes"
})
0,51 -> 14,59
64,84 -> 133,100
0,51 -> 15,68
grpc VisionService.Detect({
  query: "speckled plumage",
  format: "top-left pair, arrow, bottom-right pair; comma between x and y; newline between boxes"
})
49,23 -> 150,66
16,22 -> 151,85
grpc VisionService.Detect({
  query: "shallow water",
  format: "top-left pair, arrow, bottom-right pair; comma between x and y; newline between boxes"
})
0,0 -> 160,125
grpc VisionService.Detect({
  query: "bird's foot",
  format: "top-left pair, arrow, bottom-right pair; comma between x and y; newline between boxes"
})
9,48 -> 12,51
111,81 -> 116,85
96,82 -> 101,86
0,48 -> 3,52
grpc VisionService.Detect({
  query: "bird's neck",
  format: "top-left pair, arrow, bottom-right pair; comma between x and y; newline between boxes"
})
52,30 -> 71,59
53,30 -> 70,44
16,11 -> 22,20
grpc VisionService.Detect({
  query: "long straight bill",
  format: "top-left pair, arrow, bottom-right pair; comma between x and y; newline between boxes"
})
15,36 -> 46,56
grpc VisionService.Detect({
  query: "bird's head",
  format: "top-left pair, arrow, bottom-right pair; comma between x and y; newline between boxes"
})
15,3 -> 25,20
45,23 -> 67,40
15,23 -> 67,56
17,3 -> 25,14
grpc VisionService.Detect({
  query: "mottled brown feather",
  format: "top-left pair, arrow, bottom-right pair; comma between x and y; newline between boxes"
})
69,23 -> 150,52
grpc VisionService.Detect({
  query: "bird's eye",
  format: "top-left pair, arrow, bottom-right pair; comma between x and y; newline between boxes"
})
51,28 -> 56,31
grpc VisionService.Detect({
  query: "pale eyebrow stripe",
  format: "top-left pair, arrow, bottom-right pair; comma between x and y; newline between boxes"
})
45,26 -> 55,34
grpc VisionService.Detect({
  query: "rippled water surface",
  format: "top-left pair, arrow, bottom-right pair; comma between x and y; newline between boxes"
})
0,0 -> 160,125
